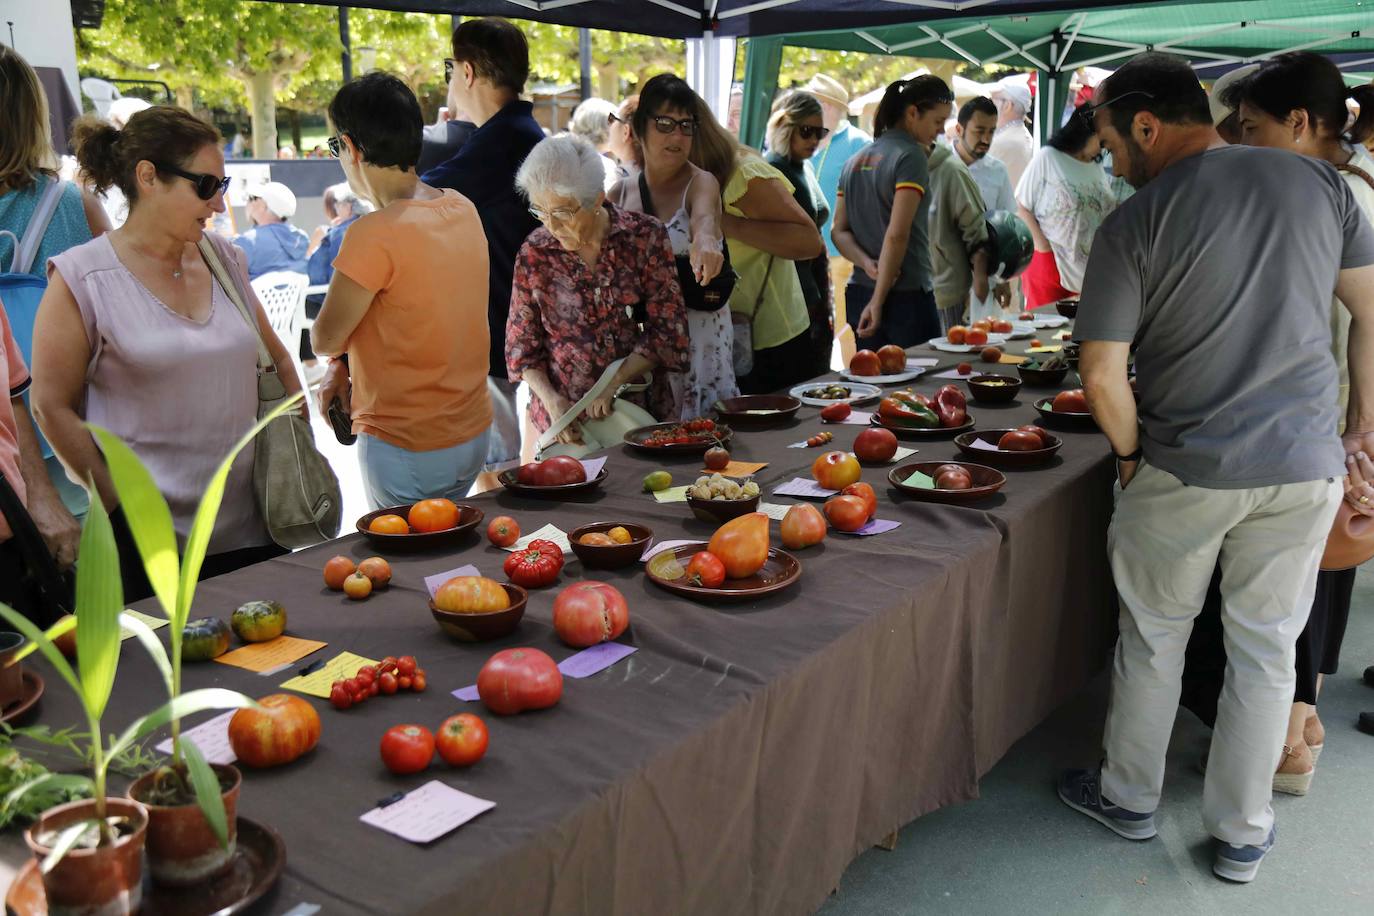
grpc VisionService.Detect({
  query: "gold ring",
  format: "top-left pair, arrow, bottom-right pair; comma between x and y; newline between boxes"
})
1361,496 -> 1370,504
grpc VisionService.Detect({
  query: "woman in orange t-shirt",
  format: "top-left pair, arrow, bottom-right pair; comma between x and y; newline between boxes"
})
311,73 -> 491,509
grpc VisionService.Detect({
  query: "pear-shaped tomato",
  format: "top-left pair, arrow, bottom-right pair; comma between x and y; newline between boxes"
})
780,504 -> 826,550
706,512 -> 770,579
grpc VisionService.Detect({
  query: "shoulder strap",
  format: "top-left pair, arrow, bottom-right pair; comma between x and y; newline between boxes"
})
637,170 -> 657,219
12,177 -> 66,274
534,356 -> 652,453
197,236 -> 273,369
1337,161 -> 1374,194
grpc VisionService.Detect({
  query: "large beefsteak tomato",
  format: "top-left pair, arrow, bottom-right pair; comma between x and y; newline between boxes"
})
477,648 -> 564,715
552,582 -> 630,647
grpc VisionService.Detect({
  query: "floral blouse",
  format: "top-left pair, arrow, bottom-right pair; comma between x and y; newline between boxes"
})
506,204 -> 691,433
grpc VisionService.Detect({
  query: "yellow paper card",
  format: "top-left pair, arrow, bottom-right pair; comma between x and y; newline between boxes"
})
279,651 -> 380,698
119,610 -> 169,641
701,460 -> 768,477
213,636 -> 327,673
998,354 -> 1028,365
1026,346 -> 1063,354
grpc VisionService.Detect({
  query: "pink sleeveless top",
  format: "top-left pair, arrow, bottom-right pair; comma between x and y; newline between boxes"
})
49,232 -> 270,554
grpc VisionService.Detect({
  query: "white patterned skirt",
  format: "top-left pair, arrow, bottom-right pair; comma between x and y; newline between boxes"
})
672,308 -> 740,420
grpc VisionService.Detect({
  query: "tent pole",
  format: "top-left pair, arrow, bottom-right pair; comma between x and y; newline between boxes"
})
339,7 -> 352,84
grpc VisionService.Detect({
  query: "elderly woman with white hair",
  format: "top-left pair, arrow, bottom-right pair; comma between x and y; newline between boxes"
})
507,135 -> 690,444
567,97 -> 621,190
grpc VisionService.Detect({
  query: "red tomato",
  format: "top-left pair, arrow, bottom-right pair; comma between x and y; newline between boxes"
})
707,512 -> 771,579
877,344 -> 907,374
811,450 -> 861,490
980,346 -> 1003,363
552,581 -> 630,647
434,575 -> 509,613
408,498 -> 459,533
487,515 -> 520,547
991,319 -> 1013,334
971,319 -> 993,332
965,328 -> 989,347
532,456 -> 587,486
779,504 -> 827,550
323,556 -> 355,590
997,430 -> 1044,451
853,427 -> 898,464
1019,311 -> 1034,321
849,349 -> 881,376
502,539 -> 565,588
820,401 -> 852,422
515,463 -> 540,485
228,694 -> 321,768
1052,389 -> 1089,413
956,362 -> 973,376
685,551 -> 727,588
435,714 -> 489,767
477,648 -> 564,715
1016,424 -> 1050,448
825,494 -> 870,532
1029,338 -> 1043,348
841,481 -> 878,520
380,724 -> 434,775
946,325 -> 967,345
934,468 -> 973,490
358,556 -> 391,589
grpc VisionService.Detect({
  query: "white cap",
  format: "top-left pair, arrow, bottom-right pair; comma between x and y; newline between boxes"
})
250,181 -> 297,219
1208,64 -> 1259,127
107,97 -> 151,129
992,80 -> 1032,114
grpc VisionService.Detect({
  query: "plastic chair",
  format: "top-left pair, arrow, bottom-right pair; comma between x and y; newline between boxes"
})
249,271 -> 308,352
835,323 -> 856,371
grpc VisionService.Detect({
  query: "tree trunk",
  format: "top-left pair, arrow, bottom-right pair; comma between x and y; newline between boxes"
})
174,86 -> 194,112
288,109 -> 302,153
596,62 -> 619,102
243,70 -> 278,159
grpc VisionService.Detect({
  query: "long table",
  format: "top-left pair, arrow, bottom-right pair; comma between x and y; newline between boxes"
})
8,335 -> 1119,915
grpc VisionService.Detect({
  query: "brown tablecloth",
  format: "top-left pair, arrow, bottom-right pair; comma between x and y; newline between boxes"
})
11,338 -> 1119,915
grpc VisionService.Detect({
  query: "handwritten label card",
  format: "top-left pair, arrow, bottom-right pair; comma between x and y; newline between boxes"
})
359,781 -> 495,844
579,456 -> 608,478
558,642 -> 636,678
280,651 -> 380,698
1026,346 -> 1063,354
214,636 -> 327,674
835,518 -> 902,536
653,485 -> 689,503
155,711 -> 236,765
998,354 -> 1028,365
773,477 -> 837,499
452,684 -> 480,702
891,446 -> 918,463
757,502 -> 792,521
504,523 -> 573,556
119,610 -> 169,642
424,565 -> 481,600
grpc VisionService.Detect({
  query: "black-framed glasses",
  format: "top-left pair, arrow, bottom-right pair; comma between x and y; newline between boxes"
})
651,115 -> 697,136
1078,89 -> 1156,121
797,125 -> 830,141
608,113 -> 623,126
327,135 -> 342,158
153,162 -> 229,201
444,58 -> 455,83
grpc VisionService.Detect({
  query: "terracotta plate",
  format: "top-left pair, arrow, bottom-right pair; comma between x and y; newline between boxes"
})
887,461 -> 1006,504
954,429 -> 1062,468
1033,397 -> 1098,430
645,543 -> 801,604
0,670 -> 43,725
623,422 -> 732,455
497,467 -> 608,499
356,504 -> 483,550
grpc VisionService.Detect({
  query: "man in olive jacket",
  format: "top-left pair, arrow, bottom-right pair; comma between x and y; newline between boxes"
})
927,142 -> 1004,331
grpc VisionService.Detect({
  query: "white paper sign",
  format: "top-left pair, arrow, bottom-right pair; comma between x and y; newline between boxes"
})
504,522 -> 573,556
360,781 -> 495,844
773,477 -> 838,499
155,711 -> 237,766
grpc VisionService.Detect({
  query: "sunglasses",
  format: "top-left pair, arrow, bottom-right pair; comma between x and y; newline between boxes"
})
651,115 -> 697,136
797,125 -> 830,141
327,134 -> 365,159
444,58 -> 455,83
1078,89 -> 1157,121
154,162 -> 230,201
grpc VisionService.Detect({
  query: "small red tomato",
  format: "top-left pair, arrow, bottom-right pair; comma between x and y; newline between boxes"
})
1029,338 -> 1043,348
840,482 -> 878,520
956,362 -> 973,376
380,656 -> 398,672
824,494 -> 870,532
379,671 -> 398,694
436,714 -> 489,767
355,667 -> 375,685
685,551 -> 726,588
487,515 -> 520,548
380,724 -> 435,775
397,656 -> 417,678
1060,331 -> 1072,341
398,676 -> 412,690
323,556 -> 356,591
358,557 -> 391,589
820,401 -> 852,423
412,673 -> 427,692
343,571 -> 372,600
329,683 -> 352,710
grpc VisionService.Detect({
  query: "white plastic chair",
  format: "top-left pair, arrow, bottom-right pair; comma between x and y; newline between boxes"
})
250,271 -> 309,352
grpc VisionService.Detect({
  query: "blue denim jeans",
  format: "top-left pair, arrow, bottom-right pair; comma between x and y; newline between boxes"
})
357,430 -> 491,510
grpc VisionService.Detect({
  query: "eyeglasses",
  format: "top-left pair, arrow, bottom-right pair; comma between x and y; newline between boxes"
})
327,134 -> 364,159
651,115 -> 697,136
444,58 -> 456,83
797,125 -> 830,141
153,162 -> 230,201
1078,89 -> 1156,121
529,203 -> 582,223
608,113 -> 623,126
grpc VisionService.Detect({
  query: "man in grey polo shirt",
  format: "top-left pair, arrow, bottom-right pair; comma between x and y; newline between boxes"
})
1058,53 -> 1374,884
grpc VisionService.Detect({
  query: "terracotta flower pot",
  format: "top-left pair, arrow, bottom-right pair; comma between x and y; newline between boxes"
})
128,763 -> 241,886
24,796 -> 148,916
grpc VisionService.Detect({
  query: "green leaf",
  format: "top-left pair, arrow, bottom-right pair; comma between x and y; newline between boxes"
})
117,612 -> 173,696
89,427 -> 181,623
6,614 -> 74,667
180,740 -> 228,849
0,606 -> 84,711
40,819 -> 100,874
108,689 -> 254,764
73,489 -> 124,722
4,773 -> 94,816
177,394 -> 302,625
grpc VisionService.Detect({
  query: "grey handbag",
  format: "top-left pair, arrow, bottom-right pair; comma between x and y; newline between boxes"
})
198,236 -> 342,548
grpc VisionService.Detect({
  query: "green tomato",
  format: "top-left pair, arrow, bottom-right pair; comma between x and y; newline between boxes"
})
231,600 -> 286,643
181,617 -> 231,661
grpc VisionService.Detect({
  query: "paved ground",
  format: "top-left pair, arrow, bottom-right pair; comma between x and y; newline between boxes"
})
819,568 -> 1374,915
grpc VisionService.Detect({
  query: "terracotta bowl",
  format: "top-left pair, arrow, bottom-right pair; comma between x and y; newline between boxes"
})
954,429 -> 1062,468
887,461 -> 1006,503
568,522 -> 653,570
1055,298 -> 1079,319
965,374 -> 1021,404
356,504 -> 482,551
1016,364 -> 1069,387
429,583 -> 528,642
713,395 -> 801,428
686,492 -> 760,524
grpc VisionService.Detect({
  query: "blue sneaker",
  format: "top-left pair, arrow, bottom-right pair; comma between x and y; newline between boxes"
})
1056,768 -> 1157,840
1214,827 -> 1276,883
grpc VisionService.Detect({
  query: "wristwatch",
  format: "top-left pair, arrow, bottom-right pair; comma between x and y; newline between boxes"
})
1114,447 -> 1143,463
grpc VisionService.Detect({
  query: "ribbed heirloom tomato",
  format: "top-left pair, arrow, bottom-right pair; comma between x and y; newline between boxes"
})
228,694 -> 321,768
434,576 -> 509,613
408,498 -> 459,533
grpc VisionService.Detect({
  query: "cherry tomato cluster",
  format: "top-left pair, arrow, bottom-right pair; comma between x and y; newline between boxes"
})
641,419 -> 721,447
329,655 -> 427,710
805,431 -> 834,448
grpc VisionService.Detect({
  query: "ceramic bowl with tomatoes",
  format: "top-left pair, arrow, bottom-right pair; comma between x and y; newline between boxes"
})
499,457 -> 607,498
429,582 -> 529,642
1016,363 -> 1070,387
953,428 -> 1062,468
1034,393 -> 1098,430
356,503 -> 483,550
888,460 -> 1006,504
568,522 -> 653,570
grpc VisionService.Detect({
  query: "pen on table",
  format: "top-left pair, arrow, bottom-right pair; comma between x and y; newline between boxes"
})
376,791 -> 406,808
297,658 -> 326,676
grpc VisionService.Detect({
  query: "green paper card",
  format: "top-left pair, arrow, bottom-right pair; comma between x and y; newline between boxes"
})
653,485 -> 689,503
903,470 -> 935,489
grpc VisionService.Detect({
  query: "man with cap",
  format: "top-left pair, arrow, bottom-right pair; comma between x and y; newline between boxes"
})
803,73 -> 873,337
987,79 -> 1035,192
1208,64 -> 1259,144
235,181 -> 310,279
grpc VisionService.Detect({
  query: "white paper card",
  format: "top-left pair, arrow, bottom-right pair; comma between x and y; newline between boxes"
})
773,477 -> 837,499
892,446 -> 918,462
155,711 -> 237,766
758,502 -> 792,520
838,411 -> 873,426
360,781 -> 495,844
930,368 -> 974,380
906,357 -> 938,368
504,522 -> 573,556
968,437 -> 1001,451
641,539 -> 699,562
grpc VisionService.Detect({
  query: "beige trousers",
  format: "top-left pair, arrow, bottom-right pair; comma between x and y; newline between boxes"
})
1100,461 -> 1340,846
829,256 -> 854,335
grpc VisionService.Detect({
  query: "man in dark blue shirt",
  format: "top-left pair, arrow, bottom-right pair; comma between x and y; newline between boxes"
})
423,17 -> 543,481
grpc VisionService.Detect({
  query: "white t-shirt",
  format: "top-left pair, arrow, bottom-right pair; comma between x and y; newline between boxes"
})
968,155 -> 1016,213
987,122 -> 1034,190
1015,146 -> 1116,292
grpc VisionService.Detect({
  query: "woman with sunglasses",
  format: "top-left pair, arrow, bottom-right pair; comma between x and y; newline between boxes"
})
764,91 -> 834,378
31,106 -> 300,600
1014,103 -> 1117,308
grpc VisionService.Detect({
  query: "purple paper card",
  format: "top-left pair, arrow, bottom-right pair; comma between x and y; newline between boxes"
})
558,642 -> 637,678
580,456 -> 608,478
425,564 -> 481,600
773,477 -> 837,499
452,684 -> 481,702
838,411 -> 874,426
967,437 -> 1001,451
836,518 -> 902,536
360,780 -> 495,843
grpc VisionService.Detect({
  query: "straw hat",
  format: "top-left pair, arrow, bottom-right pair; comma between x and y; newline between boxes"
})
802,74 -> 849,110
